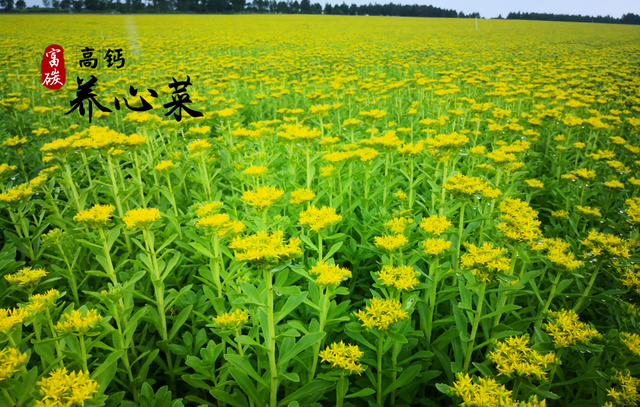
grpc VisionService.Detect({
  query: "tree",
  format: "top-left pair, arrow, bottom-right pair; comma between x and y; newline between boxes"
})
1,0 -> 15,9
323,2 -> 331,14
16,0 -> 25,8
299,0 -> 309,13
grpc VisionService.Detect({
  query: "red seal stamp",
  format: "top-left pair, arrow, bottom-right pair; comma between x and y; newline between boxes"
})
41,44 -> 66,90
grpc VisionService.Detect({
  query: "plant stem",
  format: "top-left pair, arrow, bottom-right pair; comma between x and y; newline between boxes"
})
264,267 -> 279,407
456,201 -> 466,267
376,330 -> 385,406
463,282 -> 486,372
572,261 -> 602,312
309,286 -> 331,382
336,372 -> 346,407
79,334 -> 89,373
425,259 -> 439,348
535,271 -> 563,330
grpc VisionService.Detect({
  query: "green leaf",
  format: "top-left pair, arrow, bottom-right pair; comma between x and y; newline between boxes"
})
235,335 -> 268,351
91,350 -> 123,395
453,305 -> 470,342
383,364 -> 422,396
386,331 -> 407,343
279,372 -> 300,382
228,367 -> 263,407
278,332 -> 325,367
300,234 -> 318,251
276,292 -> 308,324
472,362 -> 493,377
344,388 -> 375,399
323,241 -> 344,261
168,305 -> 193,342
226,354 -> 269,389
207,390 -> 244,407
189,242 -> 214,258
435,383 -> 451,395
279,380 -> 333,405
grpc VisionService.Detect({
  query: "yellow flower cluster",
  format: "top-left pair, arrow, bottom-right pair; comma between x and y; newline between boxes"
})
229,231 -> 301,265
195,201 -> 223,217
0,183 -> 34,205
525,179 -> 544,189
4,266 -> 47,287
187,139 -> 212,155
242,186 -> 284,209
373,234 -> 408,252
460,242 -> 511,283
0,348 -> 28,381
355,297 -> 408,330
489,335 -> 556,381
299,206 -> 342,231
620,265 -> 640,296
0,307 -> 29,335
213,309 -> 249,329
0,163 -> 18,179
359,109 -> 387,120
398,140 -> 426,155
26,289 -> 60,313
74,204 -> 115,228
243,165 -> 268,176
425,132 -> 470,161
277,123 -> 321,142
444,173 -> 497,198
420,215 -> 452,236
155,160 -> 175,172
422,238 -> 452,256
450,373 -> 546,407
576,205 -> 602,218
622,332 -> 640,358
319,341 -> 365,375
55,309 -> 102,335
539,238 -> 583,272
377,265 -> 419,291
289,188 -> 316,204
544,310 -> 601,348
581,230 -> 630,259
562,168 -> 596,181
360,131 -> 403,150
497,198 -> 542,243
196,213 -> 244,238
35,368 -> 99,407
2,135 -> 27,147
123,208 -> 161,229
605,371 -> 640,407
385,217 -> 413,234
309,261 -> 352,286
626,198 -> 640,225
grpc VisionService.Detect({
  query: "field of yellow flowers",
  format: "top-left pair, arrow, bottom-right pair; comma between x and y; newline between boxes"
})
1,14 -> 640,407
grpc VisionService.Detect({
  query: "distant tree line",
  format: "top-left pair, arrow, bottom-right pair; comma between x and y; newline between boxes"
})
506,11 -> 640,25
1,0 -> 480,17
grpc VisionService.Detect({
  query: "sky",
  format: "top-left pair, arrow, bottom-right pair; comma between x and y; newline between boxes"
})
24,0 -> 640,18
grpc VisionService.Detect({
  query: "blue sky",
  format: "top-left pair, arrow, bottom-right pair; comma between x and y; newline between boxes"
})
24,0 -> 640,18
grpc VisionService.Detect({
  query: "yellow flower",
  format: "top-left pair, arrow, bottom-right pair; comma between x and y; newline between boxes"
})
422,238 -> 452,256
450,373 -> 544,407
622,332 -> 640,359
606,371 -> 640,407
373,234 -> 408,252
489,335 -> 556,381
26,289 -> 60,313
562,168 -> 596,181
0,183 -> 33,205
196,213 -> 245,237
0,348 -> 28,381
319,342 -> 365,375
551,210 -> 569,218
242,186 -> 284,209
525,179 -> 544,189
4,267 -> 47,288
309,261 -> 352,286
216,108 -> 236,117
0,164 -> 18,179
398,140 -> 426,155
376,265 -> 419,291
187,139 -> 212,154
384,217 -> 413,234
394,190 -> 408,201
605,180 -> 624,189
155,160 -> 175,172
626,198 -> 640,225
360,130 -> 403,150
2,136 -> 27,147
421,215 -> 453,236
542,238 -> 583,272
213,309 -> 249,329
354,297 -> 408,330
289,188 -> 316,204
122,208 -> 161,229
359,109 -> 387,120
230,231 -> 301,265
443,173 -> 491,197
0,307 -> 29,335
581,230 -> 630,259
576,205 -> 602,218
55,309 -> 102,335
497,198 -> 542,243
36,368 -> 99,407
460,242 -> 510,283
243,165 -> 267,176
299,206 -> 342,231
320,165 -> 335,177
195,201 -> 223,217
544,310 -> 601,348
74,204 -> 115,228
425,132 -> 469,161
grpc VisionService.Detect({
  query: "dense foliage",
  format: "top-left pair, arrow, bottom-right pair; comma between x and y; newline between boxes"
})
1,14 -> 640,407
